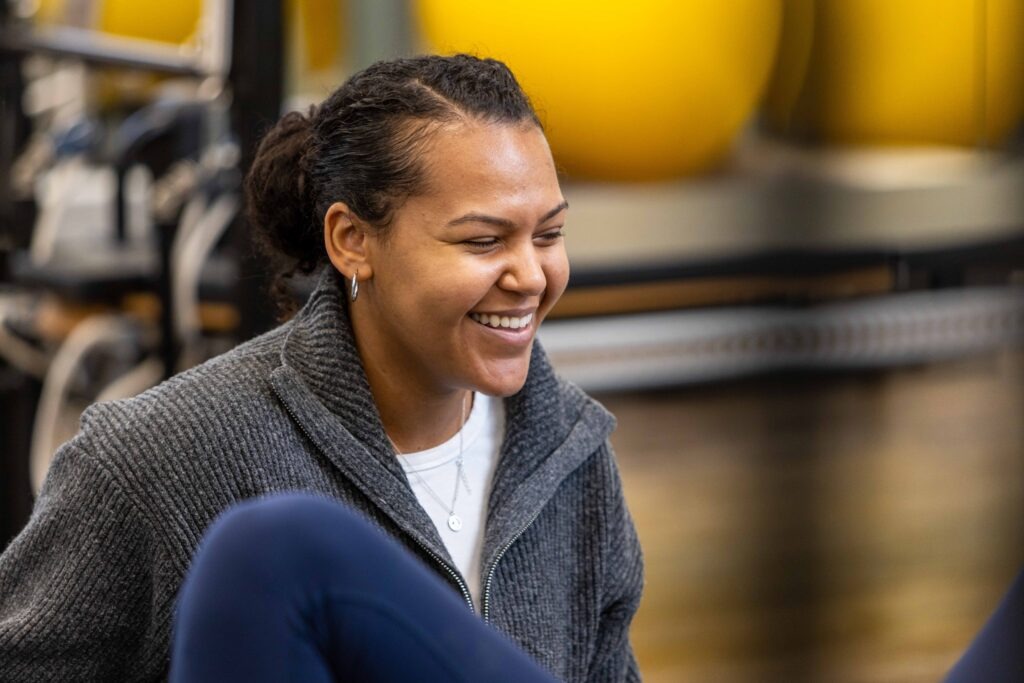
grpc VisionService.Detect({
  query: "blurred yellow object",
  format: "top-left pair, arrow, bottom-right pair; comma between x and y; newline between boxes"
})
416,0 -> 782,181
37,0 -> 201,45
98,0 -> 201,45
32,0 -> 68,26
292,0 -> 344,72
764,0 -> 1024,147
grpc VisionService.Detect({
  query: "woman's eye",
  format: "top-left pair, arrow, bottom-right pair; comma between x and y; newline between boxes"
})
537,229 -> 565,242
465,238 -> 499,249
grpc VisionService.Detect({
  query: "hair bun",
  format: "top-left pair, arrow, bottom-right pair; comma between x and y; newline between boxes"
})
245,108 -> 320,301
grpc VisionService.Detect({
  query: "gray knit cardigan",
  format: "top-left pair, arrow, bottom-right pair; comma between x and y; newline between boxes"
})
0,269 -> 644,682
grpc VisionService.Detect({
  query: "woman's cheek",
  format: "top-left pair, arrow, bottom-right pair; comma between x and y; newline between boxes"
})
544,252 -> 570,308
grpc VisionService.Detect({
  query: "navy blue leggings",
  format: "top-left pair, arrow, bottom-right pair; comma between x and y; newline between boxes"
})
944,568 -> 1024,682
170,494 -> 559,683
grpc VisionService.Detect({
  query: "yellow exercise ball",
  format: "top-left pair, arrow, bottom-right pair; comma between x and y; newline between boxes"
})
416,0 -> 782,181
98,0 -> 202,45
34,0 -> 201,44
764,0 -> 1024,146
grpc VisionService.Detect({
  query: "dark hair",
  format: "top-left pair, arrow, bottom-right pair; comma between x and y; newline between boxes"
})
245,54 -> 542,315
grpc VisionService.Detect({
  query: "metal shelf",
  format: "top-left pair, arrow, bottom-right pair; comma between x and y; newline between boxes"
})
564,144 -> 1024,271
0,0 -> 233,78
541,285 -> 1024,392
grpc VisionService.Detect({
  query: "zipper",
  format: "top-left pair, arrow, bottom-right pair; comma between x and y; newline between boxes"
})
481,509 -> 542,622
408,537 -> 475,611
271,383 -> 475,611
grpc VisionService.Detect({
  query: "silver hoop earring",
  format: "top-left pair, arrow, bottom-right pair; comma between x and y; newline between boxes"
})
350,270 -> 359,302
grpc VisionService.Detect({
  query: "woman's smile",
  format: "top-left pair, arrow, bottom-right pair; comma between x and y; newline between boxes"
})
468,310 -> 535,331
467,309 -> 537,348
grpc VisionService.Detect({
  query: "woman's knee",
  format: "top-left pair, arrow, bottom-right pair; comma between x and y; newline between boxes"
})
193,493 -> 379,583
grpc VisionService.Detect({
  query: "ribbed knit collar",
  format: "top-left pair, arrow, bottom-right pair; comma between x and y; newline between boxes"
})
270,267 -> 615,578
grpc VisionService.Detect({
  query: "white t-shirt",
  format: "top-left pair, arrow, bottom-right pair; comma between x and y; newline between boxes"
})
397,393 -> 504,610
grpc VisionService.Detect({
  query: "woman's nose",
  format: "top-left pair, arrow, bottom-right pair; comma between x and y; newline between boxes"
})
499,244 -> 546,296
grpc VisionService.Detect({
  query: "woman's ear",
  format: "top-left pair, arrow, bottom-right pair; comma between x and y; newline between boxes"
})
324,202 -> 374,281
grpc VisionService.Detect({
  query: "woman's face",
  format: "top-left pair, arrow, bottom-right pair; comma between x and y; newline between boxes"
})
352,121 -> 569,399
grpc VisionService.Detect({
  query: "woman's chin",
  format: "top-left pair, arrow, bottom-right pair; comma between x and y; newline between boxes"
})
470,359 -> 532,398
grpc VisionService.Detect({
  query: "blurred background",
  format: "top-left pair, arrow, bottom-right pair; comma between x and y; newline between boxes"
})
1,1 -> 1022,680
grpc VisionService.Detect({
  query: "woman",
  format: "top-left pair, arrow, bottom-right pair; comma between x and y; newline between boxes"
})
0,55 -> 643,681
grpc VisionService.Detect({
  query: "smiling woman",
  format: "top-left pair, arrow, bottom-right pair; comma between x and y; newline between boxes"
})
0,55 -> 643,683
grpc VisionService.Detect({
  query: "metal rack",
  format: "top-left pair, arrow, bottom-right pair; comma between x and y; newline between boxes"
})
0,0 -> 232,78
545,146 -> 1024,390
0,0 -> 283,546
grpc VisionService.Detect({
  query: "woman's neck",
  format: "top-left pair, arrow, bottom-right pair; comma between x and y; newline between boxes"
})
353,335 -> 471,454
373,379 -> 472,455
348,297 -> 474,453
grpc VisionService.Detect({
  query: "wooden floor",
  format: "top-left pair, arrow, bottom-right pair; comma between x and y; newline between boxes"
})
599,351 -> 1024,682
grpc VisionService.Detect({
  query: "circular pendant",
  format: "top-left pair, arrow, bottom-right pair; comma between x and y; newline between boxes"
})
447,514 -> 463,532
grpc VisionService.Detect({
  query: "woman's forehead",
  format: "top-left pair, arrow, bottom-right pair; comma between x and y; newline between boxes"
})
416,121 -> 561,208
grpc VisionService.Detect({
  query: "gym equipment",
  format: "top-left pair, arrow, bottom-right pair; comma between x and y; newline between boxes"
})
415,0 -> 783,181
5,0 -> 231,77
764,0 -> 1024,147
17,95 -> 241,491
0,1 -> 266,495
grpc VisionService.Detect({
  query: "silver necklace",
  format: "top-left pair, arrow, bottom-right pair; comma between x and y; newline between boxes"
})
390,393 -> 472,532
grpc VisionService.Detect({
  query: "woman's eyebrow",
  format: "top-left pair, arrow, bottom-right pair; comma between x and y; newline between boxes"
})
446,199 -> 570,230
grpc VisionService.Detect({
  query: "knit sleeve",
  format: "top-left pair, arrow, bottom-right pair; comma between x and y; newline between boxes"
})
586,442 -> 645,683
0,437 -> 159,682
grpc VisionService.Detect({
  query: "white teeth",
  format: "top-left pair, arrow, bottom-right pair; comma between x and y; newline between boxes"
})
471,312 -> 533,330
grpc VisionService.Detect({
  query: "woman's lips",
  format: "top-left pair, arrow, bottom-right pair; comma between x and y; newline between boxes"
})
467,311 -> 536,346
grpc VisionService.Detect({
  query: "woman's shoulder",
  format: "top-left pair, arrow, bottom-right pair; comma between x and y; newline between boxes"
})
72,323 -> 294,476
